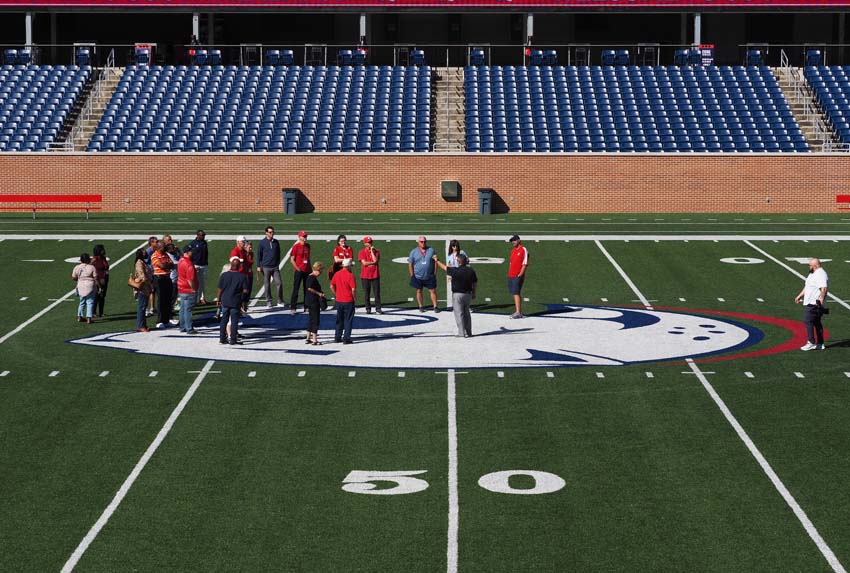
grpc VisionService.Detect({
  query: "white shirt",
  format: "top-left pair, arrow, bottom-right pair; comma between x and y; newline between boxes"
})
803,267 -> 828,306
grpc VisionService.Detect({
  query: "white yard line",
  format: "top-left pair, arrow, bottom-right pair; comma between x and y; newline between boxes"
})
686,359 -> 845,573
3,234 -> 850,242
446,368 -> 459,573
744,241 -> 850,313
596,240 -> 847,573
0,241 -> 146,346
61,360 -> 216,573
594,240 -> 653,309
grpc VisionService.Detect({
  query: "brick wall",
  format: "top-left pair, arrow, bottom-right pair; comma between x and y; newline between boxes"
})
2,153 -> 849,213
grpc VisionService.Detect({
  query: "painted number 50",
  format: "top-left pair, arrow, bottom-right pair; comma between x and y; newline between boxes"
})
342,470 -> 565,495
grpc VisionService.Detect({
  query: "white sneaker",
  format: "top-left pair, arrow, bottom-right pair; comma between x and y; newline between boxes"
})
800,342 -> 817,351
817,344 -> 826,350
155,322 -> 165,329
510,312 -> 525,319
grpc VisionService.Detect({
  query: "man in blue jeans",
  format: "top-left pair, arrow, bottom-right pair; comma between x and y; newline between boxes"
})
217,256 -> 249,345
330,258 -> 357,344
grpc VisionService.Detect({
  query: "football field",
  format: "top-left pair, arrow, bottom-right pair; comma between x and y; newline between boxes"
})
1,213 -> 850,572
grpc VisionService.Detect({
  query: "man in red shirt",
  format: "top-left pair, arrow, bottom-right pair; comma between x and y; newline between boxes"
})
330,258 -> 356,344
357,236 -> 382,314
177,246 -> 199,334
289,231 -> 311,314
229,235 -> 254,313
507,234 -> 529,319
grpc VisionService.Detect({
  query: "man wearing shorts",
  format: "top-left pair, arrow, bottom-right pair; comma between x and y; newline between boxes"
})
508,234 -> 529,319
408,235 -> 439,312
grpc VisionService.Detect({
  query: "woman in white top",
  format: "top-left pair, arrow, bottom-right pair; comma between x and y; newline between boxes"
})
446,239 -> 468,268
71,253 -> 98,324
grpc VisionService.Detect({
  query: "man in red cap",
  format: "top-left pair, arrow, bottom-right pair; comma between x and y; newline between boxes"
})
357,236 -> 382,314
289,231 -> 311,314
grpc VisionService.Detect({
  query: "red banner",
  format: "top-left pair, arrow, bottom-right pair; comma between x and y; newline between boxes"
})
2,0 -> 850,6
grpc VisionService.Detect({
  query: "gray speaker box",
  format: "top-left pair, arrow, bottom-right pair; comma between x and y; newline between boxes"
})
441,180 -> 460,200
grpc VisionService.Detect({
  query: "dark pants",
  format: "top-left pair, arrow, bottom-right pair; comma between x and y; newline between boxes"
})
220,306 -> 240,343
804,305 -> 825,345
135,291 -> 148,329
291,270 -> 309,309
96,275 -> 109,316
361,278 -> 381,312
155,275 -> 173,323
335,301 -> 355,342
242,274 -> 253,310
306,300 -> 321,333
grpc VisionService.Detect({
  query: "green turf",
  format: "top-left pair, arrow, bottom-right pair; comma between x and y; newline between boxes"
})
1,222 -> 849,571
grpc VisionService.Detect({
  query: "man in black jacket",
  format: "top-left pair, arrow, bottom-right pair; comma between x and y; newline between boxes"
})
187,230 -> 209,304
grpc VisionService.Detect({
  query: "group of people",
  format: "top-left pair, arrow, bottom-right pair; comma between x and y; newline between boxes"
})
78,229 -> 533,346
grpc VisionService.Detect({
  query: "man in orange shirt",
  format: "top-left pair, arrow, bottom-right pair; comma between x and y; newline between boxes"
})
330,258 -> 356,344
151,241 -> 175,328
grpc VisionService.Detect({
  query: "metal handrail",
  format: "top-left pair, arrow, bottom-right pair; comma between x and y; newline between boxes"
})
66,49 -> 116,150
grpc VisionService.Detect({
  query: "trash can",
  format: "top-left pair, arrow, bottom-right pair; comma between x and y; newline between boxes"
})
477,188 -> 493,215
282,188 -> 299,215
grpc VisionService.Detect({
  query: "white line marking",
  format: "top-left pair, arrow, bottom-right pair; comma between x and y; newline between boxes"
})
745,372 -> 754,378
745,241 -> 850,312
596,372 -> 605,378
398,371 -> 406,378
297,371 -> 306,378
795,372 -> 805,379
446,368 -> 459,573
600,297 -> 608,302
248,371 -> 256,378
497,371 -> 504,378
21,259 -> 54,262
562,297 -> 569,302
0,370 -> 8,377
645,372 -> 654,379
408,297 -> 414,302
49,371 -> 59,377
599,238 -> 845,573
546,371 -> 554,378
845,372 -> 850,378
679,297 -> 687,302
19,296 -> 27,301
61,360 -> 215,573
99,371 -> 109,378
717,298 -> 726,302
757,298 -> 765,302
0,241 -> 146,346
595,240 -> 653,309
686,359 -> 845,573
348,371 -> 356,378
149,371 -> 158,378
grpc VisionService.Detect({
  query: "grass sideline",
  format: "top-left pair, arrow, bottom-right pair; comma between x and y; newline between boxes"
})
1,225 -> 849,571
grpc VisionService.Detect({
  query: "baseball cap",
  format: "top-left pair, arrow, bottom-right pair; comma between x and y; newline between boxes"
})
229,255 -> 242,263
236,235 -> 247,243
342,258 -> 354,267
509,234 -> 521,242
298,230 -> 308,237
362,236 -> 373,243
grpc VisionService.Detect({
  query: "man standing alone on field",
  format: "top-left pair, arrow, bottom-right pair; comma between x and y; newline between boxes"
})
795,258 -> 829,350
289,231 -> 311,314
507,234 -> 529,319
408,236 -> 439,313
257,226 -> 284,308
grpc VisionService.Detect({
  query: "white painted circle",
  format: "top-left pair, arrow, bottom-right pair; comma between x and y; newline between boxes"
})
719,257 -> 763,265
477,470 -> 566,495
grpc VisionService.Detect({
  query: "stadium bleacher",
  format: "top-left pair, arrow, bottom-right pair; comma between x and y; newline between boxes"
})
0,65 -> 91,151
465,65 -> 809,152
87,65 -> 432,152
804,66 -> 850,144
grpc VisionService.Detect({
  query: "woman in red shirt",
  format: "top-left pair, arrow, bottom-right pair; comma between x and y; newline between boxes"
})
329,234 -> 353,281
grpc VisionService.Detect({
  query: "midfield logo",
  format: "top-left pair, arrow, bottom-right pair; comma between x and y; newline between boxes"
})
69,304 -> 805,369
